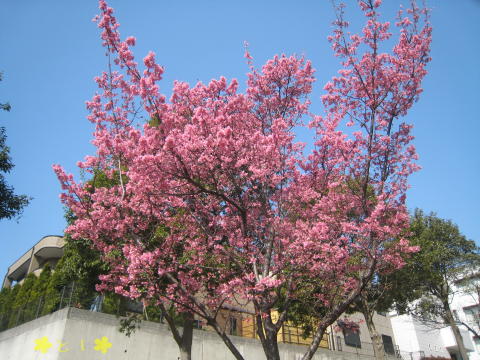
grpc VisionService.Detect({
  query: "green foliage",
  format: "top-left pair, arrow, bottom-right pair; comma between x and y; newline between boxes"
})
29,264 -> 52,302
409,209 -> 478,278
119,314 -> 142,337
102,292 -> 129,315
0,286 -> 12,313
12,274 -> 37,309
44,209 -> 111,312
404,209 -> 479,323
8,274 -> 38,327
0,127 -> 30,220
0,284 -> 19,329
0,72 -> 30,220
145,304 -> 164,322
0,72 -> 11,112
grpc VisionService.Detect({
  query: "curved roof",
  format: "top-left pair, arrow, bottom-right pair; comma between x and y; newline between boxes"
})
3,235 -> 65,287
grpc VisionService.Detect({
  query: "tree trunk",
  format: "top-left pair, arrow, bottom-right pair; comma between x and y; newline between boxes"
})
444,302 -> 469,360
264,329 -> 281,360
363,312 -> 386,360
450,322 -> 469,360
360,298 -> 386,360
255,313 -> 281,360
207,317 -> 245,360
301,276 -> 375,360
178,314 -> 194,360
301,322 -> 328,360
159,305 -> 195,360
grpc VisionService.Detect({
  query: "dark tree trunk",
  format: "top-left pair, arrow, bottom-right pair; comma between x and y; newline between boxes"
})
255,312 -> 282,360
359,296 -> 385,360
300,265 -> 375,360
300,322 -> 329,360
264,328 -> 281,360
160,305 -> 195,360
206,317 -> 245,360
178,313 -> 194,360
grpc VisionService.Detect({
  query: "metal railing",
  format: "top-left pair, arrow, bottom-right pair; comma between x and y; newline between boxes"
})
333,336 -> 425,359
0,282 -> 133,332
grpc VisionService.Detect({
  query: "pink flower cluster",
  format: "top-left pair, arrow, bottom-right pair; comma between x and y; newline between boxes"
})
54,1 -> 431,359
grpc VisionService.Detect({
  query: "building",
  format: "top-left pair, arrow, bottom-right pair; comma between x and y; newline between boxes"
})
390,272 -> 480,360
332,312 -> 398,358
2,235 -> 64,288
2,235 -> 402,359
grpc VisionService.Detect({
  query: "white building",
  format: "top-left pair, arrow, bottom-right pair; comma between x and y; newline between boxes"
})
390,273 -> 480,360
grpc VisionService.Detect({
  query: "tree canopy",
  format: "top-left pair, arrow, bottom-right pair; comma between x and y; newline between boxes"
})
402,210 -> 479,360
0,72 -> 30,220
54,1 -> 432,360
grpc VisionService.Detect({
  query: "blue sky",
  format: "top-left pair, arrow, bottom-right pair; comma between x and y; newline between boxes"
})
0,0 -> 479,274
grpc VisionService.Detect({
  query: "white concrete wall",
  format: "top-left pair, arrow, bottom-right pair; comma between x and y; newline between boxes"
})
389,313 -> 451,358
413,320 -> 452,358
450,280 -> 480,360
390,314 -> 421,354
0,308 -> 68,360
0,308 -> 385,360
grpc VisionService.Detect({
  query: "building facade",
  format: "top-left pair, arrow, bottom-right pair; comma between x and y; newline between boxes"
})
1,235 -> 402,359
390,273 -> 480,360
2,235 -> 64,288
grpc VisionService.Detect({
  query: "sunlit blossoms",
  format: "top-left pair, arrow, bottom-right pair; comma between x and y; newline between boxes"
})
54,1 -> 431,360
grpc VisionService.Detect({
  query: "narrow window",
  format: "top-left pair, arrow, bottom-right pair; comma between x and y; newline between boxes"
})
229,317 -> 238,336
382,334 -> 395,355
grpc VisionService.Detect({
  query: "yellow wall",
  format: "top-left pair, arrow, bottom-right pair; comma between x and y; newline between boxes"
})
241,311 -> 329,348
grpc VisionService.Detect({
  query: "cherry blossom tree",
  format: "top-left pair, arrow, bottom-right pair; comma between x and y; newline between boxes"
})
54,1 -> 431,360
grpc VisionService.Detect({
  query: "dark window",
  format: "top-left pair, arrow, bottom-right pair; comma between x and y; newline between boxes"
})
382,334 -> 395,355
229,317 -> 238,336
343,328 -> 361,348
193,320 -> 202,329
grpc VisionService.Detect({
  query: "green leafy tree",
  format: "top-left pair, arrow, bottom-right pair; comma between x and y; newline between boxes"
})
405,209 -> 479,360
0,284 -> 20,330
29,264 -> 52,310
42,262 -> 66,315
343,210 -> 477,360
0,72 -> 30,220
41,233 -> 104,314
9,273 -> 37,326
0,286 -> 13,329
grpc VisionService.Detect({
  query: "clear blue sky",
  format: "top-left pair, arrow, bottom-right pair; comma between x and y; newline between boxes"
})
0,1 -> 479,274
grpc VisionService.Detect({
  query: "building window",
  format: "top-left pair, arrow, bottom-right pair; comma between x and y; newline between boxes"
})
473,336 -> 480,353
229,317 -> 238,336
343,328 -> 361,348
193,320 -> 202,329
464,305 -> 480,327
382,334 -> 395,355
338,321 -> 361,348
337,320 -> 361,348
